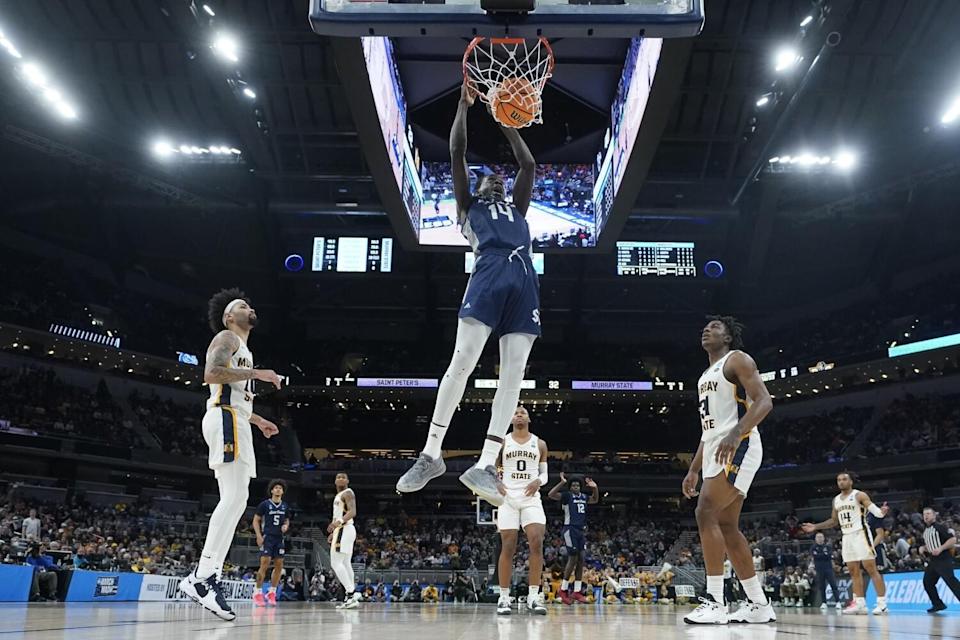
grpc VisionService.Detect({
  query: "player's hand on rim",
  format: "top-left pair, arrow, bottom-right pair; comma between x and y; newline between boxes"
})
254,368 -> 283,390
460,81 -> 477,107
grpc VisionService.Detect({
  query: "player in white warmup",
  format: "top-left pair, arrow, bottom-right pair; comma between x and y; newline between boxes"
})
328,472 -> 361,609
802,472 -> 889,614
495,406 -> 548,616
682,316 -> 776,625
179,289 -> 282,621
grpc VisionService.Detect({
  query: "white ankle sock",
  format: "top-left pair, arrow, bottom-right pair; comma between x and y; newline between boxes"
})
574,580 -> 582,592
500,586 -> 511,600
560,580 -> 569,591
422,422 -> 447,459
477,439 -> 502,468
740,576 -> 767,605
706,576 -> 724,605
528,586 -> 540,599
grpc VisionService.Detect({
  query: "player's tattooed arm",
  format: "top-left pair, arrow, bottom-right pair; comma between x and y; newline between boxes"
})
499,127 -> 535,216
204,331 -> 251,384
341,489 -> 357,525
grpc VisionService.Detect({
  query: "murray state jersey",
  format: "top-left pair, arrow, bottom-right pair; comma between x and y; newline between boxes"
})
462,197 -> 532,254
834,490 -> 868,536
206,337 -> 254,418
333,489 -> 355,527
698,350 -> 750,442
501,432 -> 542,496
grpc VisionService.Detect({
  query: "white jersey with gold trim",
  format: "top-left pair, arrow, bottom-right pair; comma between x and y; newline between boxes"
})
697,350 -> 750,443
333,489 -> 355,528
501,432 -> 541,497
833,490 -> 867,535
206,337 -> 254,419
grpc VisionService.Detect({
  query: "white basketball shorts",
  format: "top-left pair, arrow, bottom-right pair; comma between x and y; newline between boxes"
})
701,430 -> 763,497
497,494 -> 546,531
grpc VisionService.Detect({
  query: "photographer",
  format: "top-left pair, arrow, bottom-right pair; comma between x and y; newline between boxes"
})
26,544 -> 59,602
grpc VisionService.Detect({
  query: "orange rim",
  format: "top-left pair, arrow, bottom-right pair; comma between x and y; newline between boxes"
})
462,36 -> 555,82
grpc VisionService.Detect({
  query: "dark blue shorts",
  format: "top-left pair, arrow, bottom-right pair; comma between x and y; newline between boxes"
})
459,250 -> 541,337
260,535 -> 285,559
562,526 -> 586,553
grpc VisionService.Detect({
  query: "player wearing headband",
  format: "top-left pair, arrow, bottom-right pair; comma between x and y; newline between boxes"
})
179,288 -> 283,621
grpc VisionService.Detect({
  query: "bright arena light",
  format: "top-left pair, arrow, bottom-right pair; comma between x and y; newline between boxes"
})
834,150 -> 857,171
756,95 -> 770,107
151,140 -> 242,160
942,96 -> 960,124
774,47 -> 800,72
0,32 -> 21,58
212,32 -> 239,63
21,62 -> 47,87
800,15 -> 814,27
55,101 -> 77,119
242,86 -> 256,99
153,140 -> 174,158
202,4 -> 216,16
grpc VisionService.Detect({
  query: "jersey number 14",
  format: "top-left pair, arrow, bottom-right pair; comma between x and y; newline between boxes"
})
487,202 -> 514,223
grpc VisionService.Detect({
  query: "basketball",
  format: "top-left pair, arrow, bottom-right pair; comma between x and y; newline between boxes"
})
490,76 -> 541,128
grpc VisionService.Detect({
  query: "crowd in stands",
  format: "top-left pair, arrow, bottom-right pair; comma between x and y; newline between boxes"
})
0,365 -> 140,448
760,407 -> 871,467
130,390 -> 205,457
867,393 -> 960,456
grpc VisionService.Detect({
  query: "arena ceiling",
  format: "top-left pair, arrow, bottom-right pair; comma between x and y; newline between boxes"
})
0,0 -> 959,337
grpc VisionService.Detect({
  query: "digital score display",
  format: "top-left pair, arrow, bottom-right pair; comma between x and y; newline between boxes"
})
616,241 -> 696,277
312,237 -> 394,273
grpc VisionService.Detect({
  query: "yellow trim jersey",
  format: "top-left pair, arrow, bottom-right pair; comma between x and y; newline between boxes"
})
697,350 -> 750,443
501,432 -> 541,496
833,490 -> 868,536
206,339 -> 254,419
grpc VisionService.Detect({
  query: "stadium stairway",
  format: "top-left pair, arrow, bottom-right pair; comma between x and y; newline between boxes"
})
839,394 -> 897,459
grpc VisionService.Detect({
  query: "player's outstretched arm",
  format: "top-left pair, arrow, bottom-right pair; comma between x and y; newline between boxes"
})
250,413 -> 279,438
586,477 -> 600,504
499,126 -> 535,216
802,506 -> 838,533
547,472 -> 567,501
451,83 -> 475,220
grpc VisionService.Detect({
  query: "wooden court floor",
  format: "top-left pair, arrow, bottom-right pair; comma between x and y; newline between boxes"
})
2,602 -> 958,640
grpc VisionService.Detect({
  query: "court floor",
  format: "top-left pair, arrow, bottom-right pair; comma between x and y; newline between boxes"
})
3,602 -> 959,640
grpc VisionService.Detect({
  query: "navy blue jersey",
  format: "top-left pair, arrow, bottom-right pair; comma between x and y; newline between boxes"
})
462,197 -> 531,253
561,491 -> 590,527
256,499 -> 289,537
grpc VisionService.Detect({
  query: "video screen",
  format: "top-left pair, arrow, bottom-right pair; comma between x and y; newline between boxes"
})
361,37 -> 423,234
312,237 -> 394,273
616,241 -> 695,277
420,162 -> 595,249
593,36 -> 663,236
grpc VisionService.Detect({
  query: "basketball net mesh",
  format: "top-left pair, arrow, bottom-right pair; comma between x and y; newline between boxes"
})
463,37 -> 555,128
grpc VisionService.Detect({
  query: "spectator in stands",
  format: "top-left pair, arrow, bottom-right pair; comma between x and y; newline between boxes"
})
25,544 -> 59,601
21,509 -> 41,541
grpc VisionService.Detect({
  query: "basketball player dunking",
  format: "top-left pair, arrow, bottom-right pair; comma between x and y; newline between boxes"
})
328,472 -> 361,609
495,406 -> 548,615
397,83 -> 540,507
179,289 -> 282,621
252,479 -> 290,606
802,472 -> 889,614
682,316 -> 775,625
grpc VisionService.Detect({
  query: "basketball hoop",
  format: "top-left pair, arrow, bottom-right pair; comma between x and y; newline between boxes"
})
463,36 -> 555,128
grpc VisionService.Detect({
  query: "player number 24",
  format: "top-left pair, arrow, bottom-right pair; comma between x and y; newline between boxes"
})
487,202 -> 514,223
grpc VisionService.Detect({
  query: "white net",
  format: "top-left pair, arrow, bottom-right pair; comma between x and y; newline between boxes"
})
462,37 -> 555,128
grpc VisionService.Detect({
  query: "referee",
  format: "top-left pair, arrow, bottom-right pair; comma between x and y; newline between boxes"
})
920,507 -> 960,613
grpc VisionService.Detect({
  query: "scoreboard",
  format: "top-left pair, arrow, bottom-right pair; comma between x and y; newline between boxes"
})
616,241 -> 696,277
311,237 -> 393,273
